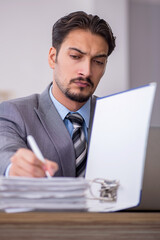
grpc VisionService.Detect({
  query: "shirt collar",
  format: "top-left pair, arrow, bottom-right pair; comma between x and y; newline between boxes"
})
49,85 -> 90,128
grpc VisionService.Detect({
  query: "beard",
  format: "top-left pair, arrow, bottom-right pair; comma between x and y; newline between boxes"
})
65,88 -> 91,103
55,77 -> 94,103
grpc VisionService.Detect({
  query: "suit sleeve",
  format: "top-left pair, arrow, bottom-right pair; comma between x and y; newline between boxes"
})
0,101 -> 27,175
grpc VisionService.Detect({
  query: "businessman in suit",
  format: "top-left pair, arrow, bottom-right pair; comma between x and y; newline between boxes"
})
0,11 -> 115,177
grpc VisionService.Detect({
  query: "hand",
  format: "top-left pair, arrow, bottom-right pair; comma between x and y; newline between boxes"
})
9,148 -> 58,177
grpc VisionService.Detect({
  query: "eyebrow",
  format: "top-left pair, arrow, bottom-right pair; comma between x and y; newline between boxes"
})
68,47 -> 108,59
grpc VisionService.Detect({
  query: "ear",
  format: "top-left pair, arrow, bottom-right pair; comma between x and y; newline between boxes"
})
48,47 -> 57,69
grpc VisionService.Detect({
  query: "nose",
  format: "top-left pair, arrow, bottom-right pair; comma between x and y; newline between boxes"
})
78,59 -> 92,78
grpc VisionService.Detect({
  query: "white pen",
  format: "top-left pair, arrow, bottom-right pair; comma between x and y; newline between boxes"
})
27,135 -> 51,178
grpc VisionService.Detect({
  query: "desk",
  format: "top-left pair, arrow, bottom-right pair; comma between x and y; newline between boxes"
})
0,212 -> 160,239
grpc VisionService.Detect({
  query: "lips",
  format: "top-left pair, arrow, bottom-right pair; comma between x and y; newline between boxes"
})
70,77 -> 94,88
74,80 -> 90,88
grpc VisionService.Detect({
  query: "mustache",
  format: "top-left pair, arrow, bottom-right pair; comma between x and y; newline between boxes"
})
70,77 -> 94,87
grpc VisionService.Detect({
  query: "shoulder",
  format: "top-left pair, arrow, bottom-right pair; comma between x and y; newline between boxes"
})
0,94 -> 41,134
0,93 -> 40,117
0,83 -> 52,117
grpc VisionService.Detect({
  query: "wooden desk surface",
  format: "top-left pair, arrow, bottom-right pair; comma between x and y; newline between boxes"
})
0,211 -> 160,240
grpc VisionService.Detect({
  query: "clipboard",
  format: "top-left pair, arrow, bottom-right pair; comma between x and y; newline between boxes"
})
85,83 -> 157,212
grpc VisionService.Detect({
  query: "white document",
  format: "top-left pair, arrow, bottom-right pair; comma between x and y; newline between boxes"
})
85,83 -> 156,212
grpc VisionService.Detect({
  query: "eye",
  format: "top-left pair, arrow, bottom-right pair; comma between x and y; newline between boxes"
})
93,59 -> 104,65
70,55 -> 80,60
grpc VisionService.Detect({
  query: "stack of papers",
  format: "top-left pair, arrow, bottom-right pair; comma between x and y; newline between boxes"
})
0,176 -> 89,212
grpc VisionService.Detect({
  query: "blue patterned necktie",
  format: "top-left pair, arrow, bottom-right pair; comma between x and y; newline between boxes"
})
66,113 -> 87,177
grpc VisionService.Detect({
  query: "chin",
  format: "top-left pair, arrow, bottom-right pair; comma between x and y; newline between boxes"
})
65,92 -> 91,103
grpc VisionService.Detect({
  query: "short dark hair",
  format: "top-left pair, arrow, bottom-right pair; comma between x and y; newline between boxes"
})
52,11 -> 116,56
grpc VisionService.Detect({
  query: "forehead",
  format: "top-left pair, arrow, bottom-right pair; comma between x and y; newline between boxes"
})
60,29 -> 109,56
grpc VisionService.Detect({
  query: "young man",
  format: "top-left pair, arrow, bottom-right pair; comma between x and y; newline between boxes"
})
0,11 -> 115,178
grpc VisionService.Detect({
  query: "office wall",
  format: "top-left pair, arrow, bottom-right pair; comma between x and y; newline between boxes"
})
93,0 -> 129,97
0,0 -> 128,99
129,0 -> 160,126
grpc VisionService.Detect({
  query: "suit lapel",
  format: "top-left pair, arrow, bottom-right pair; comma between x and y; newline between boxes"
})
34,84 -> 76,177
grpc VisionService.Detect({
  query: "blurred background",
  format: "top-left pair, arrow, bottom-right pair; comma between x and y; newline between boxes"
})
0,0 -> 159,126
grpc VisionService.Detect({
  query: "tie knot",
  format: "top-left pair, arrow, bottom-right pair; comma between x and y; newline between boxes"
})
66,113 -> 84,126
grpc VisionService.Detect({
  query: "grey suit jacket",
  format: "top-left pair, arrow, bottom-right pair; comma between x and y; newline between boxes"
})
0,83 -> 96,176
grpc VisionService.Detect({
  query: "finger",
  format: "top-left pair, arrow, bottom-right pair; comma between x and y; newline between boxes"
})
13,148 -> 44,167
10,150 -> 46,177
10,158 -> 46,177
9,163 -> 41,177
11,152 -> 43,171
45,160 -> 59,176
